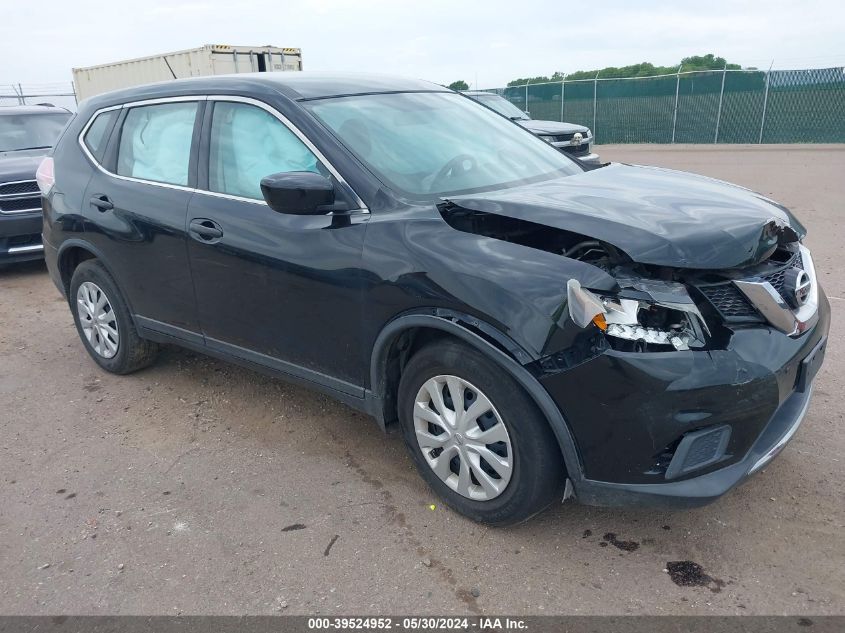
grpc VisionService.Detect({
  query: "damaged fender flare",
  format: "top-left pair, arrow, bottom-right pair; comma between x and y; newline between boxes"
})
367,310 -> 585,486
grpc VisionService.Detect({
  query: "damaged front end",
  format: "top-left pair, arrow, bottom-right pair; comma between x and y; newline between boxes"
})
438,197 -> 818,355
556,236 -> 827,492
437,194 -> 828,494
566,239 -> 820,354
567,276 -> 708,352
554,235 -> 828,494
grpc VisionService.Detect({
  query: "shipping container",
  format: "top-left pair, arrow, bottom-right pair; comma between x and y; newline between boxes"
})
72,44 -> 303,101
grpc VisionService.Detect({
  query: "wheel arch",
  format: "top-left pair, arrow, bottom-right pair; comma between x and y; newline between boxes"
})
56,240 -> 137,317
368,310 -> 585,484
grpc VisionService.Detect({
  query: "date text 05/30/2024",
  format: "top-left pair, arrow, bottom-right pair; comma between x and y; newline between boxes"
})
307,617 -> 528,630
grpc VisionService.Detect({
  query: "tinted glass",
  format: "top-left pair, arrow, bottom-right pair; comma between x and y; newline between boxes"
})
0,112 -> 71,152
83,110 -> 118,162
208,102 -> 325,200
117,102 -> 197,186
307,92 -> 580,197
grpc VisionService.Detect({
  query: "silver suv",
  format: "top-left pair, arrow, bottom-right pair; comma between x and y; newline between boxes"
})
464,91 -> 599,164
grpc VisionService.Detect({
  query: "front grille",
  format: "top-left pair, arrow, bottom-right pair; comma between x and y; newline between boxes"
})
0,196 -> 41,213
699,283 -> 761,320
698,250 -> 804,323
562,144 -> 590,156
0,180 -> 39,196
545,133 -> 577,143
760,250 -> 802,297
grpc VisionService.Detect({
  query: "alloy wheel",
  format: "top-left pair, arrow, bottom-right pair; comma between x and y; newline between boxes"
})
413,375 -> 513,501
76,281 -> 119,359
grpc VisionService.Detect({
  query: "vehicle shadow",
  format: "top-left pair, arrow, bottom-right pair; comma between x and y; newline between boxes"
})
0,259 -> 48,279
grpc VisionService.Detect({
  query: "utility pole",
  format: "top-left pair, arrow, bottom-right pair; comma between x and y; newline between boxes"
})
759,59 -> 774,144
593,71 -> 599,137
671,64 -> 683,143
559,74 -> 566,123
714,63 -> 727,143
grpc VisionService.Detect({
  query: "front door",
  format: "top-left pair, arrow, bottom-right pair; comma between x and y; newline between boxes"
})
186,99 -> 369,390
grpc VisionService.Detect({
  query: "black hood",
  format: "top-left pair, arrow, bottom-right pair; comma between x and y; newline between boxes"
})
0,148 -> 48,182
446,163 -> 806,270
519,119 -> 590,136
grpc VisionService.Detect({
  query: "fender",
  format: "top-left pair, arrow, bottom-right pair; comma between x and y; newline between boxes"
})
54,239 -> 140,323
367,310 -> 586,485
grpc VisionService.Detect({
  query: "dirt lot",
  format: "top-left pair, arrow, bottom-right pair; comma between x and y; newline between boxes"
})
1,145 -> 843,616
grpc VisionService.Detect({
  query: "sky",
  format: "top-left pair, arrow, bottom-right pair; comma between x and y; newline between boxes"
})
3,0 -> 844,90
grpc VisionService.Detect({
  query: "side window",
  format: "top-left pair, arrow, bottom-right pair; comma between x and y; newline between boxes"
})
117,102 -> 198,186
83,110 -> 118,163
208,102 -> 326,200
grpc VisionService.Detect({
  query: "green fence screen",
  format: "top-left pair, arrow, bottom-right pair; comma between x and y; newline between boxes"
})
490,67 -> 845,144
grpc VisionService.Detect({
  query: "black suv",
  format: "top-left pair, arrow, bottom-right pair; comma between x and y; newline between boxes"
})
0,104 -> 71,263
42,73 -> 829,525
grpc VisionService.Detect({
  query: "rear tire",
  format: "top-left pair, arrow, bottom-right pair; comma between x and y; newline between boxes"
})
69,259 -> 159,374
398,339 -> 566,525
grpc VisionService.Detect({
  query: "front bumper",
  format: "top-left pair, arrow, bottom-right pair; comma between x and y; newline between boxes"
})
549,141 -> 600,164
574,381 -> 817,507
574,152 -> 601,165
541,289 -> 830,507
0,211 -> 43,263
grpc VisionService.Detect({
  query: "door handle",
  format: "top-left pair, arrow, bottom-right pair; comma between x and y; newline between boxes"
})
90,195 -> 114,212
189,218 -> 223,242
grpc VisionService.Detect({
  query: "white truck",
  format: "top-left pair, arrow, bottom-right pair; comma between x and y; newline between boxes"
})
72,44 -> 303,101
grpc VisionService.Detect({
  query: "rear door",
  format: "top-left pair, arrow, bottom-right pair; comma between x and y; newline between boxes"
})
81,98 -> 203,337
185,97 -> 369,389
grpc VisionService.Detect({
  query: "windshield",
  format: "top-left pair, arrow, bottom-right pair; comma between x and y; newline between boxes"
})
0,112 -> 71,152
307,92 -> 581,197
471,94 -> 529,120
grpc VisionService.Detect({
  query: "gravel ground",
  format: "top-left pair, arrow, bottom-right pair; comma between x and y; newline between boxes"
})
0,144 -> 843,616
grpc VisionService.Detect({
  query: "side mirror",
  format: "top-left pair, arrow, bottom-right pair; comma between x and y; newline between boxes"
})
260,171 -> 335,215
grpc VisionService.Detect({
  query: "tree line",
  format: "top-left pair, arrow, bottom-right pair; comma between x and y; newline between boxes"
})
446,54 -> 746,90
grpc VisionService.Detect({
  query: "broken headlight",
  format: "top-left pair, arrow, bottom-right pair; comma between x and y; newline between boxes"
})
567,279 -> 709,351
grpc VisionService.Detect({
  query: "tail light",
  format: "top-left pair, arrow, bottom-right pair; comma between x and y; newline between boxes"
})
36,157 -> 55,195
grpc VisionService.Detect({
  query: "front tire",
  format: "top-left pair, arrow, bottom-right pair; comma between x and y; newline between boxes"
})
69,259 -> 159,374
398,339 -> 566,525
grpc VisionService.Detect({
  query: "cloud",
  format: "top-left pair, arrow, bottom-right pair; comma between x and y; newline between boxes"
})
1,0 -> 843,88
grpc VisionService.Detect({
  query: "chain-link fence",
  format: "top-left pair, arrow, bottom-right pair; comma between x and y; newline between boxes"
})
5,69 -> 844,144
0,83 -> 77,111
489,66 -> 845,144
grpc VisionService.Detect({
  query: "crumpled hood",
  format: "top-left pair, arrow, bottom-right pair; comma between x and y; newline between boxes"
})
519,119 -> 590,136
446,163 -> 806,270
0,149 -> 48,182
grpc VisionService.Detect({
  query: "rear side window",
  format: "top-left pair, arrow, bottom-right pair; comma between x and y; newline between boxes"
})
208,102 -> 326,200
83,110 -> 118,162
117,102 -> 197,186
